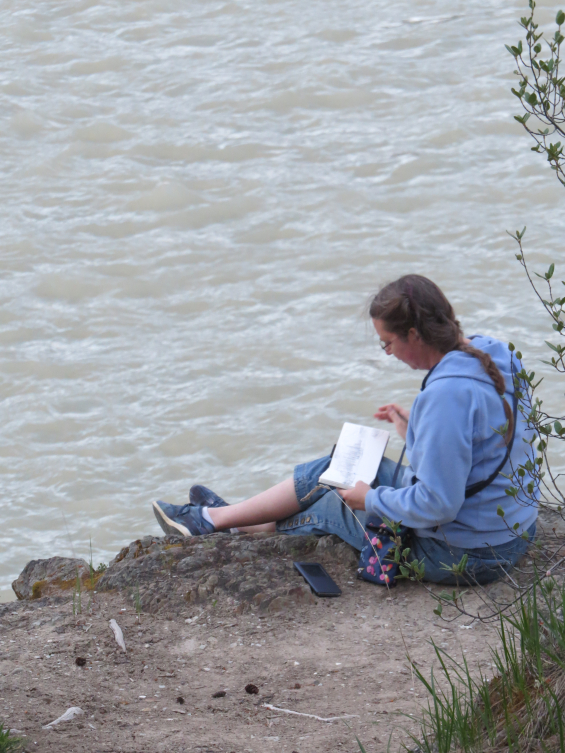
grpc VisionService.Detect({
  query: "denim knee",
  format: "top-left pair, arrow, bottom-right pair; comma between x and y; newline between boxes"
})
293,455 -> 332,512
277,488 -> 369,551
293,454 -> 405,514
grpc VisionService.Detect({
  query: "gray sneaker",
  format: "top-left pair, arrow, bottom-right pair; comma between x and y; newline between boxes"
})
189,485 -> 228,508
152,500 -> 216,538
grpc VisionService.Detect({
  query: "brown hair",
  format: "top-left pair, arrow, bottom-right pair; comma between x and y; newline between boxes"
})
369,274 -> 514,443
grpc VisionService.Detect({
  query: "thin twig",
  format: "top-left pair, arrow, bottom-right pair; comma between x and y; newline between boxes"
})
261,703 -> 359,723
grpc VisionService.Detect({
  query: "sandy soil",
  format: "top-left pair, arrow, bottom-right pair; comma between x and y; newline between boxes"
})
0,576 -> 505,753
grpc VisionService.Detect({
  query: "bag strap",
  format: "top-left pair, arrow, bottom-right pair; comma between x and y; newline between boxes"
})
391,445 -> 406,487
464,381 -> 518,499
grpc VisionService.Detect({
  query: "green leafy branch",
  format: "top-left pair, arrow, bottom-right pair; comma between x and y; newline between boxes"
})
507,2 -> 565,184
503,230 -> 565,513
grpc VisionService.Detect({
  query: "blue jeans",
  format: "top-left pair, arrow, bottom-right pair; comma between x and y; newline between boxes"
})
275,455 -> 535,585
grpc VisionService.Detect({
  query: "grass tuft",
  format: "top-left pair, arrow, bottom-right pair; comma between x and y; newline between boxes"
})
134,583 -> 142,622
0,722 -> 23,753
408,574 -> 565,753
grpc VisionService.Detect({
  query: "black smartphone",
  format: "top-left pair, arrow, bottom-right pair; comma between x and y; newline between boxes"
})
293,562 -> 342,597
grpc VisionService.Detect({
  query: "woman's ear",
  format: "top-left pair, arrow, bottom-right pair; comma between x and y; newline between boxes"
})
408,327 -> 420,341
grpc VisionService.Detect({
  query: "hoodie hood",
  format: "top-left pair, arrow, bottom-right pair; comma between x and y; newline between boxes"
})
424,335 -> 517,396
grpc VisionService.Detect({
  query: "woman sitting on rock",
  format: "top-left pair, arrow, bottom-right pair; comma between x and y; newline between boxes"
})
152,275 -> 537,585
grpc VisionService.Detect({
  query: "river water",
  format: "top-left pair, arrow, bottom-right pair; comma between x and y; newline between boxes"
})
1,0 -> 563,600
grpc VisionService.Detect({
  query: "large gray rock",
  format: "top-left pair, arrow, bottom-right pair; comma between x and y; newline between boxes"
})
96,531 -> 358,614
12,556 -> 91,600
12,533 -> 358,614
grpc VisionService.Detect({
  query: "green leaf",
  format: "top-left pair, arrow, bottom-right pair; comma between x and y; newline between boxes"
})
557,10 -> 565,25
547,263 -> 555,279
497,505 -> 506,517
433,604 -> 443,616
513,522 -> 520,530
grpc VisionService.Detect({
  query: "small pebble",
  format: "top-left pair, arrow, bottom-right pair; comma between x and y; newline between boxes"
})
212,690 -> 226,698
245,683 -> 259,695
176,696 -> 185,705
75,657 -> 86,667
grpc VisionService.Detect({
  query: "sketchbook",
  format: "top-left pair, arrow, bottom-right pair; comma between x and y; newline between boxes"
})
318,422 -> 390,490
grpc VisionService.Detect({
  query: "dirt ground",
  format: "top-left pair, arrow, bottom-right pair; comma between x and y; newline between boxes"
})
0,574 -> 507,753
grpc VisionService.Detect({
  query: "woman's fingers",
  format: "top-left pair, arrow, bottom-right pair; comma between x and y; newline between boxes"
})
339,481 -> 370,510
374,404 -> 392,418
376,403 -> 402,413
375,404 -> 409,422
374,411 -> 394,423
374,404 -> 401,422
374,403 -> 409,439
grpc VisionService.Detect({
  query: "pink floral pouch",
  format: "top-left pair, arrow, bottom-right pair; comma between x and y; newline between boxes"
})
357,516 -> 408,587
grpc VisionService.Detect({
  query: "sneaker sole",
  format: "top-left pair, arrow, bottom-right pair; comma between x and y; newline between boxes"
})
152,500 -> 191,538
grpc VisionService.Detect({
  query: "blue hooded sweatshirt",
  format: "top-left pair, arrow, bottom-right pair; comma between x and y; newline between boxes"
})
364,335 -> 538,548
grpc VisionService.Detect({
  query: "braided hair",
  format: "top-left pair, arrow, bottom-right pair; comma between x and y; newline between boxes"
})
369,274 -> 514,444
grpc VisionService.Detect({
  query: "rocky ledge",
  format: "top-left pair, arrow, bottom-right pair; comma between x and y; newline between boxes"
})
12,532 -> 358,616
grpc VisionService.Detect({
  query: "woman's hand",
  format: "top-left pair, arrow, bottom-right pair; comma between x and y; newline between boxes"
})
339,481 -> 371,510
374,403 -> 409,441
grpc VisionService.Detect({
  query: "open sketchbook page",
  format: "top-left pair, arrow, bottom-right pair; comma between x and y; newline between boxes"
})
318,422 -> 390,490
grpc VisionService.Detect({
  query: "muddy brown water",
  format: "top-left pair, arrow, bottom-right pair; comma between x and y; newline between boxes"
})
1,0 -> 563,599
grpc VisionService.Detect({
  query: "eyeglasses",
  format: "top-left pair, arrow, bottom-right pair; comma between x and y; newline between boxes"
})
379,336 -> 397,351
